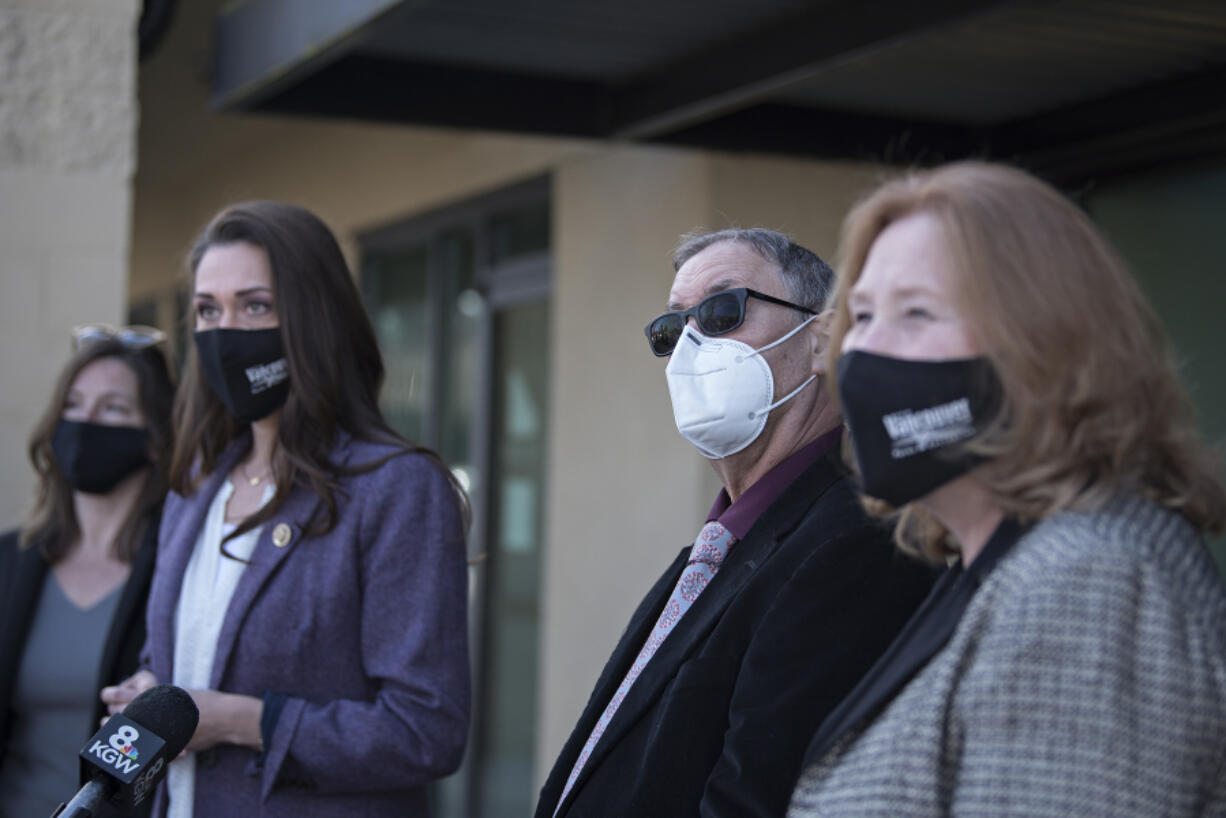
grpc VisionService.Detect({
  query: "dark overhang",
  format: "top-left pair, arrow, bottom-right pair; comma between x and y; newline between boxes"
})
213,0 -> 1226,184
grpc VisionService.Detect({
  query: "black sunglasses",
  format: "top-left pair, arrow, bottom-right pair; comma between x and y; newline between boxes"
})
644,287 -> 817,357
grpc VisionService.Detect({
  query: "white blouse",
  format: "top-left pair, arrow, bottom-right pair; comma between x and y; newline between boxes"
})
166,479 -> 271,818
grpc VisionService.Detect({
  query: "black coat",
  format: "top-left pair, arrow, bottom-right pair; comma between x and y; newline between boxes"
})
0,516 -> 158,771
535,453 -> 937,818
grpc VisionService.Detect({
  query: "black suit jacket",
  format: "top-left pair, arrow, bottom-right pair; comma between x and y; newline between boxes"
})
0,516 -> 159,770
535,453 -> 936,818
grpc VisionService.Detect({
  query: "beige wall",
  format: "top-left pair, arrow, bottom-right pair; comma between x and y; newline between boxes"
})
132,124 -> 598,293
130,119 -> 600,360
0,0 -> 139,528
541,147 -> 715,768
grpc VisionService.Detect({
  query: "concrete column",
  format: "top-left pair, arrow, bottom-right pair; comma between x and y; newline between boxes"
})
538,146 -> 717,778
0,0 -> 139,527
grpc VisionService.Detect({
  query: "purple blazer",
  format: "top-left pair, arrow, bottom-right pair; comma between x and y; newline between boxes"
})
143,433 -> 470,817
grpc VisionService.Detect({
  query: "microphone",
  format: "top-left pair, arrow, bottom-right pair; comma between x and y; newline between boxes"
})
52,684 -> 199,818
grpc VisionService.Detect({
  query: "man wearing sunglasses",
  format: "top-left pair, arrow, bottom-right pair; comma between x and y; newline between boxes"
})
537,229 -> 935,818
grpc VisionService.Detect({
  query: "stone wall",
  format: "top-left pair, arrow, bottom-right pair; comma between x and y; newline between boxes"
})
0,0 -> 139,529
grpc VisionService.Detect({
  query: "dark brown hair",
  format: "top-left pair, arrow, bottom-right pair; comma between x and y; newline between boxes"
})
23,340 -> 175,562
170,201 -> 468,542
828,161 -> 1226,560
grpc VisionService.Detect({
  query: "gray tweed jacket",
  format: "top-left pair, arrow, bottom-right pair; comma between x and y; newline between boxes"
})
789,493 -> 1226,817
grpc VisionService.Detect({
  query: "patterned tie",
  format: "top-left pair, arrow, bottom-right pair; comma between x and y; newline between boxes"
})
554,521 -> 737,813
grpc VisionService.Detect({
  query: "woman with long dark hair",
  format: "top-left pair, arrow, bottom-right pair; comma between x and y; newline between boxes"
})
788,161 -> 1226,816
102,201 -> 470,818
1,329 -> 174,818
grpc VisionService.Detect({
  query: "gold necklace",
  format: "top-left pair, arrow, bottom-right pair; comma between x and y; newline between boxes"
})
241,461 -> 271,486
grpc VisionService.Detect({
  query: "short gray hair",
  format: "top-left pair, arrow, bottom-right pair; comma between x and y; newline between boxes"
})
672,228 -> 834,315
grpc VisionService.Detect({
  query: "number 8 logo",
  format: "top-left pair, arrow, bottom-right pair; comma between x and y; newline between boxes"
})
109,724 -> 140,751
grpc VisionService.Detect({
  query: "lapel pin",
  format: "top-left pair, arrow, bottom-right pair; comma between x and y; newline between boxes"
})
272,523 -> 292,548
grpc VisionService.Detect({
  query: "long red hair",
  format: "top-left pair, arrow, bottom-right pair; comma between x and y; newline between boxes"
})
828,161 -> 1226,559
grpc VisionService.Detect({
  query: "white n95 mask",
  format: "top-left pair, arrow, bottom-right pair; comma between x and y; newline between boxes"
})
664,318 -> 817,459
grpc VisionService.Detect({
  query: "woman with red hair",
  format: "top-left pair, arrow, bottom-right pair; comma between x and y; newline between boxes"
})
789,161 -> 1226,817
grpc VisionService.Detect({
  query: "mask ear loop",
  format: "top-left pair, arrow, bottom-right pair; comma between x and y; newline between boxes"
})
741,313 -> 819,420
738,313 -> 818,361
748,374 -> 816,420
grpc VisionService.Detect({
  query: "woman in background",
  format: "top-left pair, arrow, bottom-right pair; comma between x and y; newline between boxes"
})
103,201 -> 470,818
0,328 -> 174,818
788,161 -> 1226,816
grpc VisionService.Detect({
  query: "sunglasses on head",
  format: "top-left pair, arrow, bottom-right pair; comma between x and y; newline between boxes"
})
72,323 -> 167,352
644,287 -> 817,357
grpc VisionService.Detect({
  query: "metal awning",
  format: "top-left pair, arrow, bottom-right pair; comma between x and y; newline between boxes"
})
213,0 -> 1226,182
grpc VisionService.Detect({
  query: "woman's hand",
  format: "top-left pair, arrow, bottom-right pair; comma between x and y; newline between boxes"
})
184,689 -> 265,753
102,675 -> 263,754
100,669 -> 158,716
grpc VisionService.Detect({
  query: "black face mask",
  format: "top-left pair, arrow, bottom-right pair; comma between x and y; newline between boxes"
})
52,419 -> 150,495
193,328 -> 290,424
837,350 -> 1002,507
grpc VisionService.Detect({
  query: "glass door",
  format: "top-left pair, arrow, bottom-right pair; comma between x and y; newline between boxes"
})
359,176 -> 551,817
475,300 -> 549,815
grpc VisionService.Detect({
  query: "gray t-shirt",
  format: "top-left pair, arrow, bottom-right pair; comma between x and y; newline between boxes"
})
0,575 -> 120,818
